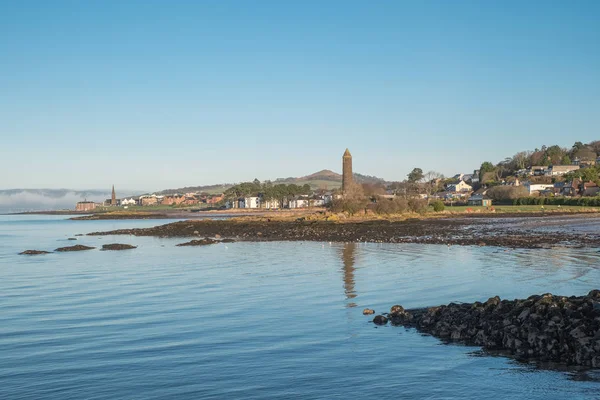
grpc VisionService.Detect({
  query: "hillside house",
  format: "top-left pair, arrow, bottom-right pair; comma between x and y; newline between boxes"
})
446,180 -> 473,193
546,165 -> 580,176
523,182 -> 554,195
467,194 -> 492,207
529,166 -> 548,176
582,182 -> 600,197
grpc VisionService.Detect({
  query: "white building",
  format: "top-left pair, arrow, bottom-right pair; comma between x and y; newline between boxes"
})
446,180 -> 473,193
289,196 -> 310,209
121,198 -> 137,206
546,165 -> 580,176
262,199 -> 281,209
241,197 -> 260,209
523,182 -> 554,194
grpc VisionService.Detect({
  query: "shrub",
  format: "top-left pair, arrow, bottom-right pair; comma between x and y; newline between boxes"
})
373,197 -> 409,215
408,197 -> 428,214
431,200 -> 445,212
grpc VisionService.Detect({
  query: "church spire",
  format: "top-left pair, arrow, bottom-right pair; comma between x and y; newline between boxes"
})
111,185 -> 116,206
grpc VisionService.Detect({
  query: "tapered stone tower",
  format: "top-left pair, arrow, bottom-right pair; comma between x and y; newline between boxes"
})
111,185 -> 116,206
342,148 -> 353,192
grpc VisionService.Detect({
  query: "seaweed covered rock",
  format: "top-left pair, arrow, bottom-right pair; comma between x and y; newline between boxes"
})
177,238 -> 220,247
101,243 -> 137,251
19,250 -> 51,255
373,315 -> 388,325
55,245 -> 95,252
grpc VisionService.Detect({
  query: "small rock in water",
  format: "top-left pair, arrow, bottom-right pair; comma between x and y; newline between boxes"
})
55,245 -> 95,252
19,250 -> 51,255
100,243 -> 137,251
177,238 -> 220,247
373,315 -> 388,325
363,308 -> 375,315
68,238 -> 77,241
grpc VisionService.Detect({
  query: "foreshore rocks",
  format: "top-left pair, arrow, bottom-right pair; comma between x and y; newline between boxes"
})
85,218 -> 600,249
55,245 -> 95,252
100,243 -> 137,251
378,291 -> 600,368
176,237 -> 233,246
19,250 -> 51,255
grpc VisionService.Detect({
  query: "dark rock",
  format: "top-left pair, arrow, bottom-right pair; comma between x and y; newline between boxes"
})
177,238 -> 219,246
384,291 -> 600,368
373,315 -> 388,325
68,238 -> 77,241
19,250 -> 51,255
100,243 -> 137,251
55,245 -> 95,252
221,238 -> 235,243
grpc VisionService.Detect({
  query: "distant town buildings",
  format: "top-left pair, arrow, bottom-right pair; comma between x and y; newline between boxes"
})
75,201 -> 97,212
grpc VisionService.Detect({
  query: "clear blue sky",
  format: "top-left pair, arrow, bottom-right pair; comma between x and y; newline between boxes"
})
1,0 -> 599,190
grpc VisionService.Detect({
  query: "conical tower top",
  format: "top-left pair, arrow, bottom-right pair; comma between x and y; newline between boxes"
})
343,148 -> 352,157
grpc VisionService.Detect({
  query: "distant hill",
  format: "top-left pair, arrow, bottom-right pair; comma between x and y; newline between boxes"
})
275,169 -> 388,186
156,170 -> 390,195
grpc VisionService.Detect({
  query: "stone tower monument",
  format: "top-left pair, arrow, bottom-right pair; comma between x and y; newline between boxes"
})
111,185 -> 116,206
342,148 -> 353,192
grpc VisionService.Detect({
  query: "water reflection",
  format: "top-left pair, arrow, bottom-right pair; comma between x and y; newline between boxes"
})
341,243 -> 357,307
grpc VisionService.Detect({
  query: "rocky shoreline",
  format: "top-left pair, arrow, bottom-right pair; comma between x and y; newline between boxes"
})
86,216 -> 600,249
372,291 -> 600,368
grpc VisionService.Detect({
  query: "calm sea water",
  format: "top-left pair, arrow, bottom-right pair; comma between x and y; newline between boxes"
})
1,215 -> 600,399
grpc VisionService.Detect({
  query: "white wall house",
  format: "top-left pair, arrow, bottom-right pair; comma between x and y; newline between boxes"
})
523,182 -> 554,194
242,197 -> 260,209
446,180 -> 473,193
289,196 -> 310,209
546,165 -> 580,176
121,198 -> 137,206
262,199 -> 281,209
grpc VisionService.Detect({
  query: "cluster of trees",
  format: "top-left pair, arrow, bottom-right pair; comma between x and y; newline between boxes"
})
478,141 -> 600,185
329,180 -> 441,216
564,165 -> 600,185
223,179 -> 312,204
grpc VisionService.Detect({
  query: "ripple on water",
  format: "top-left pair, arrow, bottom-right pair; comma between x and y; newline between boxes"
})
1,216 -> 600,399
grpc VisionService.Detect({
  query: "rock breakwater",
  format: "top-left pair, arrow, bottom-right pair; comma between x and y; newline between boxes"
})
86,218 -> 600,249
373,291 -> 600,367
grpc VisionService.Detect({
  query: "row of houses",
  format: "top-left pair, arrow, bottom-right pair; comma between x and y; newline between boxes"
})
102,193 -> 225,207
528,165 -> 580,176
524,180 -> 600,197
226,193 -> 334,209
